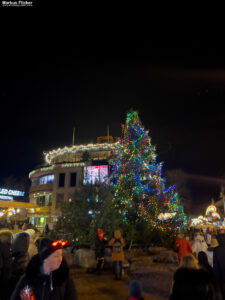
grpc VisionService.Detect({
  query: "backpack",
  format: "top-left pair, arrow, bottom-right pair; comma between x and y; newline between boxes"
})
113,239 -> 122,253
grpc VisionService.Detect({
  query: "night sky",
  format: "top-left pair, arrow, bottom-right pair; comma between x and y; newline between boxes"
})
1,40 -> 225,213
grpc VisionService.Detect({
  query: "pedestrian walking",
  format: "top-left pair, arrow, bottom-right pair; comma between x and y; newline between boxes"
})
10,238 -> 77,300
174,233 -> 192,263
94,229 -> 107,275
108,229 -> 125,280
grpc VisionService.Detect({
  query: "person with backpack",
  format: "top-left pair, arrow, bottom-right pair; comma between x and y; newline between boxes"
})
108,229 -> 125,280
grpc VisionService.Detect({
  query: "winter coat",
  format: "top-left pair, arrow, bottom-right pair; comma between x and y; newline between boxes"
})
192,234 -> 208,256
213,233 -> 225,298
10,254 -> 77,300
174,237 -> 192,262
0,230 -> 13,300
11,232 -> 30,296
170,267 -> 214,300
94,236 -> 106,259
108,230 -> 125,262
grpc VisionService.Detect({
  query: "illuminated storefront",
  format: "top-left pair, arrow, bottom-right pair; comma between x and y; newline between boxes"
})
29,137 -> 118,227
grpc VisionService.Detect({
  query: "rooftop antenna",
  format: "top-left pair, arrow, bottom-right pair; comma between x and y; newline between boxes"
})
72,127 -> 75,146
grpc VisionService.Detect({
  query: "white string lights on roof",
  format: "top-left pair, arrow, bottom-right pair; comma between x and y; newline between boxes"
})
44,142 -> 119,164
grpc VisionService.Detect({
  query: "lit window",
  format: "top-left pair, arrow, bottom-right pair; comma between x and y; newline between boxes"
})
38,174 -> 54,185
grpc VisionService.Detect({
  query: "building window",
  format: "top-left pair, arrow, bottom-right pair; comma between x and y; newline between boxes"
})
36,195 -> 45,206
58,173 -> 65,187
70,172 -> 76,187
38,174 -> 54,185
36,194 -> 52,206
56,193 -> 64,209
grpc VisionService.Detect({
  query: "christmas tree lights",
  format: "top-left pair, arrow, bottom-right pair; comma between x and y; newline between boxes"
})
109,110 -> 186,231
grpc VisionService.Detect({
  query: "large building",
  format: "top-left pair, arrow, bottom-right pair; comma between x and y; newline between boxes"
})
28,137 -> 118,230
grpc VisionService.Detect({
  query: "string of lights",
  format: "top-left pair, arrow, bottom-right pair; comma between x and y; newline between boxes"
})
109,110 -> 186,231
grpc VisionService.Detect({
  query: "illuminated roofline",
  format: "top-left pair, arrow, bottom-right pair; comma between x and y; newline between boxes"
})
44,142 -> 119,164
29,162 -> 87,178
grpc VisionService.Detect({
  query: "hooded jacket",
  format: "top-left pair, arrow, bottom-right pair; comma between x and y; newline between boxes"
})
108,230 -> 125,262
10,254 -> 77,300
11,232 -> 30,283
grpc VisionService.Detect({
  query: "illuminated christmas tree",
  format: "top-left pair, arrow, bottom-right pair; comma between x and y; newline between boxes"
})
109,110 -> 186,231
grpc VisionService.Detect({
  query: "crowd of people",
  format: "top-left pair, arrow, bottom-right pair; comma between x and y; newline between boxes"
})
171,228 -> 225,300
0,226 -> 78,300
1,223 -> 225,299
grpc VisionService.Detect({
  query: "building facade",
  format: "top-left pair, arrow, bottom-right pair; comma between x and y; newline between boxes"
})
28,138 -> 118,230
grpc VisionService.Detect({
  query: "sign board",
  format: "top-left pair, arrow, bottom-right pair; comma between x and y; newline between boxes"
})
0,188 -> 25,201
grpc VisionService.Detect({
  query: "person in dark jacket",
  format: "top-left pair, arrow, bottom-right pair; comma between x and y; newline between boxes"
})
213,232 -> 225,299
10,232 -> 30,298
94,229 -> 107,275
10,238 -> 77,300
0,229 -> 13,300
198,251 -> 214,281
170,254 -> 215,300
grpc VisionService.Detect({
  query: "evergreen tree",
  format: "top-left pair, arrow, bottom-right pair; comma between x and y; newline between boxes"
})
109,110 -> 186,231
54,183 -> 122,244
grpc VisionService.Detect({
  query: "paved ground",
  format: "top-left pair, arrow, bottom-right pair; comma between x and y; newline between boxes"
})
71,256 -> 177,300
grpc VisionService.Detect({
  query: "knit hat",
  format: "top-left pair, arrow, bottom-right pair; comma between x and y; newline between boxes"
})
129,280 -> 142,298
97,229 -> 103,241
39,238 -> 68,261
97,229 -> 103,235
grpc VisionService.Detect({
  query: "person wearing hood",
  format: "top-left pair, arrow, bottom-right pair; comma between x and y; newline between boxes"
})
10,238 -> 77,300
0,229 -> 13,300
94,229 -> 107,275
108,229 -> 125,280
25,229 -> 39,261
11,231 -> 30,295
213,232 -> 225,299
192,232 -> 208,257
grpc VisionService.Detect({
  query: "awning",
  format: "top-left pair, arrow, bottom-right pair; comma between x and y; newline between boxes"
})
0,201 -> 38,208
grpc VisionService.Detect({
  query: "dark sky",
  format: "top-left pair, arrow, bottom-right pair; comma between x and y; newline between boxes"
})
1,40 -> 225,211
